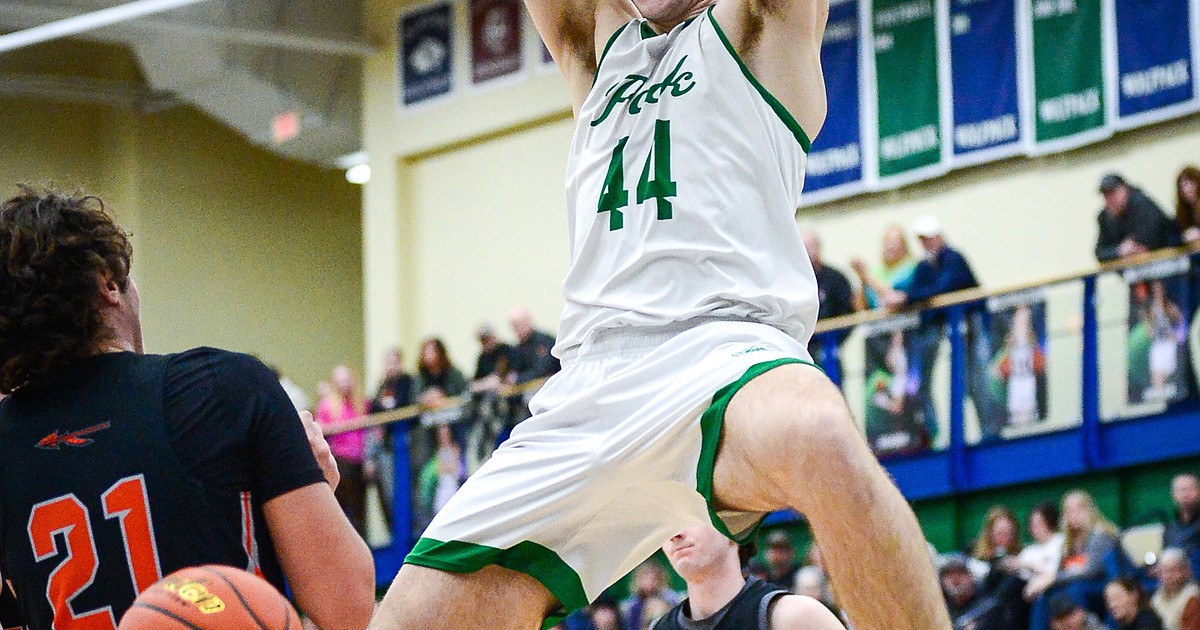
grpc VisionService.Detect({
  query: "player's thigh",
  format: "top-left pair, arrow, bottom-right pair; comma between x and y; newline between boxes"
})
370,564 -> 557,630
711,362 -> 868,514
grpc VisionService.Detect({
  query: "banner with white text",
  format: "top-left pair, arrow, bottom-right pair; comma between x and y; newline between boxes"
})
805,0 -> 868,202
1027,0 -> 1110,151
948,0 -> 1025,165
1112,0 -> 1198,127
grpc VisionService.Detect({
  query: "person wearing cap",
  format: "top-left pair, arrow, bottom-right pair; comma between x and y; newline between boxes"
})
884,216 -> 1001,441
939,554 -> 1004,629
1048,593 -> 1108,630
763,530 -> 803,591
1095,173 -> 1179,262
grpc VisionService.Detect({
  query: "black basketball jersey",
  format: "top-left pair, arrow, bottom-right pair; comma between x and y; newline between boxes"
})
0,349 -> 324,630
652,577 -> 789,630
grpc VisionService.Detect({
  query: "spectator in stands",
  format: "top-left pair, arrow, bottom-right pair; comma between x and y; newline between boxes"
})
885,215 -> 1000,440
508,306 -> 560,386
315,364 -> 369,535
1049,593 -> 1108,630
972,506 -> 1030,627
802,229 -> 857,364
1027,490 -> 1123,630
795,542 -> 838,615
368,347 -> 417,529
940,554 -> 1004,629
764,530 -> 802,590
620,559 -> 682,630
1095,173 -> 1180,262
591,598 -> 626,630
1152,548 -> 1200,630
1019,501 -> 1066,582
1107,576 -> 1165,630
1174,166 -> 1200,244
852,223 -> 918,311
417,337 -> 468,406
269,363 -> 310,412
471,322 -> 512,388
1165,473 -> 1200,564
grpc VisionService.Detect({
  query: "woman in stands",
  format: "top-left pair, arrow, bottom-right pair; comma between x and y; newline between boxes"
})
1026,490 -> 1123,630
1019,502 -> 1066,583
1107,576 -> 1166,630
972,506 -> 1030,628
315,364 -> 371,536
1175,166 -> 1200,244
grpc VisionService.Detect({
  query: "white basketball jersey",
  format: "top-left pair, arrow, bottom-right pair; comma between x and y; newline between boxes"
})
555,8 -> 820,356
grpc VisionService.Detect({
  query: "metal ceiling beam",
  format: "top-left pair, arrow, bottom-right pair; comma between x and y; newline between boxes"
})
0,0 -> 213,53
0,2 -> 375,57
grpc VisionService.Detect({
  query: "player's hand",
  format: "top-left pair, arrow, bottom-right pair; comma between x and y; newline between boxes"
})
300,410 -> 341,490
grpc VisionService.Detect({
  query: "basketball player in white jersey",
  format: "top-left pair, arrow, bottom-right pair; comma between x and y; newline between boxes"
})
369,0 -> 949,628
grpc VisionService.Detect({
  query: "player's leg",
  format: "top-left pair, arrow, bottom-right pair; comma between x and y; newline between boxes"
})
369,564 -> 557,630
712,363 -> 950,630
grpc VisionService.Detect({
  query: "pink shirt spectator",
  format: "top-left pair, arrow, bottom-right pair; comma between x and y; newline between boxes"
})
316,396 -> 366,463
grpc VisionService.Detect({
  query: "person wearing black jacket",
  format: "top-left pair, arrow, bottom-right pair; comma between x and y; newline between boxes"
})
1095,173 -> 1181,262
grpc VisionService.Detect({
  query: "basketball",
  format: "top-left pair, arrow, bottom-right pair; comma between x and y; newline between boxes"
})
118,565 -> 303,630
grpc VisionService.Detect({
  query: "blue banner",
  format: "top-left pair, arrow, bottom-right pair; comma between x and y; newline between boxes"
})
804,0 -> 865,201
1114,0 -> 1197,124
399,2 -> 455,107
949,0 -> 1022,162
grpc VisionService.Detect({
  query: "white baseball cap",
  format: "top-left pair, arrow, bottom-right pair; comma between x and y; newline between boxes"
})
912,215 -> 943,238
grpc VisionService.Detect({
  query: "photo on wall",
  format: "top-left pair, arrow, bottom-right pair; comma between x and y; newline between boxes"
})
984,290 -> 1049,434
1124,257 -> 1191,406
861,314 -> 933,458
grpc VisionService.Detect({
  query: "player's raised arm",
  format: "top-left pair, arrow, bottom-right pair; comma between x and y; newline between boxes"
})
525,0 -> 640,115
710,0 -> 831,140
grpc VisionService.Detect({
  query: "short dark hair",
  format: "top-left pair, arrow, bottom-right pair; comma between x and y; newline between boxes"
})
0,187 -> 131,394
1030,500 -> 1061,531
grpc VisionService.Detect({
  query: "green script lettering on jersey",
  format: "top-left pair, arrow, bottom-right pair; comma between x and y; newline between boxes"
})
591,56 -> 697,126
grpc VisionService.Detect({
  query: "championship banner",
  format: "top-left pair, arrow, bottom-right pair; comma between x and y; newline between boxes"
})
1028,0 -> 1109,151
1113,0 -> 1198,127
984,290 -> 1050,435
861,314 -> 936,457
872,0 -> 946,184
399,2 -> 455,107
804,0 -> 867,203
470,0 -> 524,86
1123,257 -> 1192,407
948,0 -> 1023,165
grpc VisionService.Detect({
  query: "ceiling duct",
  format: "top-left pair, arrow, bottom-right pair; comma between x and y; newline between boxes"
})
0,0 -> 371,167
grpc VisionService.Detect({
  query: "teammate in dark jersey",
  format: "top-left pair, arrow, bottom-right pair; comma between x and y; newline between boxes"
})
0,188 -> 375,630
653,525 -> 844,630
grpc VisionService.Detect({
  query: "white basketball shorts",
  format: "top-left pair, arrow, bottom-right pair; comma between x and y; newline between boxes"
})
404,319 -> 817,626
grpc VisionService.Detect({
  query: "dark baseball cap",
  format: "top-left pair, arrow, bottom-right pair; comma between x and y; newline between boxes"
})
1099,173 -> 1127,192
1049,593 -> 1080,619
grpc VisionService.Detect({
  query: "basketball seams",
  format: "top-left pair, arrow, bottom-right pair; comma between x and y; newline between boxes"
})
128,602 -> 207,630
196,566 -> 271,630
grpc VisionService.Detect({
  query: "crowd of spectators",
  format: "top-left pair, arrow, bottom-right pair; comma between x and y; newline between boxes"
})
926,472 -> 1200,630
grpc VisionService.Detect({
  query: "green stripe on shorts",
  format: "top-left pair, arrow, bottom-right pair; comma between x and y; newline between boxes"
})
405,537 -> 587,628
697,358 -> 820,543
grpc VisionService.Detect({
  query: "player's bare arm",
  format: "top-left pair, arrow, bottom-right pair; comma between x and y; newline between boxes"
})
710,0 -> 830,138
770,594 -> 846,629
524,0 -> 640,115
266,483 -> 375,630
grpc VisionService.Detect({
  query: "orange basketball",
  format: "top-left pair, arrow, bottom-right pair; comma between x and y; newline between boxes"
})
118,565 -> 303,630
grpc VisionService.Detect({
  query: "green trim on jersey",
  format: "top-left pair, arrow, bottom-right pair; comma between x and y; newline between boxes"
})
706,7 -> 814,153
406,537 -> 587,629
697,358 -> 821,543
640,21 -> 658,39
594,23 -> 632,85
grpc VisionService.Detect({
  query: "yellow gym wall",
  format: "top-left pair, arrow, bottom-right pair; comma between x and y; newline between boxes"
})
0,42 -> 364,398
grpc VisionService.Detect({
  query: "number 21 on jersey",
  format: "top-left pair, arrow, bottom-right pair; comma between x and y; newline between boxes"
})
598,119 -> 678,231
27,475 -> 161,629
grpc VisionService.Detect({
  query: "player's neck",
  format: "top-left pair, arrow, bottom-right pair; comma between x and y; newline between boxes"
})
642,1 -> 711,32
686,568 -> 745,620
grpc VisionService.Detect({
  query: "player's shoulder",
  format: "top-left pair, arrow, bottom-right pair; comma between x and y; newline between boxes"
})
768,594 -> 843,629
164,347 -> 276,394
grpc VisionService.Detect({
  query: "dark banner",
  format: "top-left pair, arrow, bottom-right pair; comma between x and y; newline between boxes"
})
873,0 -> 945,182
1123,257 -> 1192,406
399,2 -> 455,106
805,0 -> 866,202
470,0 -> 524,85
949,0 -> 1023,164
984,291 -> 1050,434
1114,0 -> 1197,125
1029,0 -> 1108,149
862,314 -> 936,457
